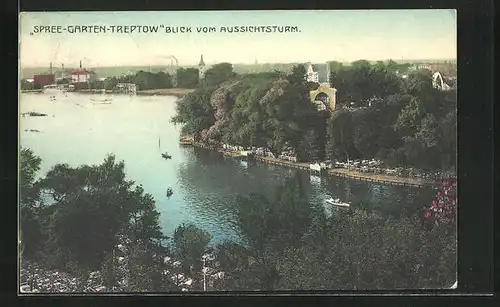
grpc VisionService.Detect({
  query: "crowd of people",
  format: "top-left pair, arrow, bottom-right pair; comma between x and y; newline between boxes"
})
332,159 -> 455,181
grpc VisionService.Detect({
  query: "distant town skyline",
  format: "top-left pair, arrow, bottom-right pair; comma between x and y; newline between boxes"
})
20,10 -> 456,68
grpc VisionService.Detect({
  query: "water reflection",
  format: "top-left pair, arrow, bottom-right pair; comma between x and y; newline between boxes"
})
20,92 -> 434,245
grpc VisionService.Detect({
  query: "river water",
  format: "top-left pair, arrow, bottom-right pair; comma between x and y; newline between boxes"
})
20,92 -> 434,245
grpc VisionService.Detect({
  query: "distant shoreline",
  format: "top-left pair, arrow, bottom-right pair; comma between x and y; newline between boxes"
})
77,88 -> 196,97
20,88 -> 196,98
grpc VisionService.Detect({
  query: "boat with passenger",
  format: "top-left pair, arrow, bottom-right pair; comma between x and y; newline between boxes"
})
325,198 -> 350,208
161,152 -> 172,160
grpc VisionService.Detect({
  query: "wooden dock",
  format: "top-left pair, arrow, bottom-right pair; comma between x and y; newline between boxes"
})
254,156 -> 310,170
190,142 -> 434,188
253,156 -> 433,188
326,169 -> 430,188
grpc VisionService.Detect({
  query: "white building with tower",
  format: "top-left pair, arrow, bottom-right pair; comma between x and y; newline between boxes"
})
306,62 -> 319,83
305,62 -> 337,112
305,62 -> 331,84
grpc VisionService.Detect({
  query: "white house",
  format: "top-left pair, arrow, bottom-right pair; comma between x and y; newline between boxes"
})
306,62 -> 319,83
71,70 -> 97,83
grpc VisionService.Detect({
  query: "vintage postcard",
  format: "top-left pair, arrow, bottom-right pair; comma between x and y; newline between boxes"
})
19,10 -> 457,293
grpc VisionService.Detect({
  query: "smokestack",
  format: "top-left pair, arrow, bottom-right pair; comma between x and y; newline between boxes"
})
80,60 -> 82,69
61,64 -> 65,79
49,62 -> 53,74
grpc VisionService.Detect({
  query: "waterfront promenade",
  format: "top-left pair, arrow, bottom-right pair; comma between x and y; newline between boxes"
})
254,156 -> 433,188
191,142 -> 435,188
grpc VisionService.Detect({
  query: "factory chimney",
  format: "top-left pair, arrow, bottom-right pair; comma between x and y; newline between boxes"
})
49,62 -> 53,74
80,60 -> 82,69
61,63 -> 65,79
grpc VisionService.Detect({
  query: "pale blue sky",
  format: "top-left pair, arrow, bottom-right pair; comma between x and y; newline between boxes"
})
19,10 -> 456,67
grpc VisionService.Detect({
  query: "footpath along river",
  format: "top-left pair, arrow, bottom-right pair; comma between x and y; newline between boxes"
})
19,92 -> 435,245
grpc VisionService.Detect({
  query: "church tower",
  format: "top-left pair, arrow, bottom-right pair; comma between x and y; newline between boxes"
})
198,54 -> 206,80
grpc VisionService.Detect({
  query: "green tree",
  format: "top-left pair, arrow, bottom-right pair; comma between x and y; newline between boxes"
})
175,67 -> 199,88
202,63 -> 236,88
171,223 -> 212,276
404,69 -> 434,97
435,110 -> 457,170
133,71 -> 173,90
20,148 -> 42,207
125,241 -> 176,292
275,209 -> 456,290
19,148 -> 43,258
36,155 -> 164,271
230,176 -> 315,290
329,60 -> 401,107
394,97 -> 426,137
20,79 -> 35,90
154,71 -> 174,89
327,61 -> 345,72
325,109 -> 355,161
171,87 -> 216,140
351,109 -> 386,158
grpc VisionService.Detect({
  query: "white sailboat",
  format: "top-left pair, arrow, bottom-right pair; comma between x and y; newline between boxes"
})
90,88 -> 112,103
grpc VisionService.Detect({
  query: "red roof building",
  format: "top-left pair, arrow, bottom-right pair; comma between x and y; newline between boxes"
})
33,74 -> 55,87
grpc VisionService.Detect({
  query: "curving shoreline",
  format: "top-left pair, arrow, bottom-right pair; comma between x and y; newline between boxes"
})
191,141 -> 437,188
78,88 -> 195,97
20,88 -> 195,98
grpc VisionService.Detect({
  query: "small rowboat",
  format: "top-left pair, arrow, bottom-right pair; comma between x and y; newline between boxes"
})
325,198 -> 350,208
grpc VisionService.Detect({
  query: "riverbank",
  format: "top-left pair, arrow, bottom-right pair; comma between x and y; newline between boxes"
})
191,142 -> 435,188
136,88 -> 195,97
255,156 -> 434,188
21,88 -> 196,98
78,88 -> 195,97
20,89 -> 43,93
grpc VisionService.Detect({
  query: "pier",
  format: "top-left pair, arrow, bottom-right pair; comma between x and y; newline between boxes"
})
254,156 -> 432,188
189,142 -> 435,188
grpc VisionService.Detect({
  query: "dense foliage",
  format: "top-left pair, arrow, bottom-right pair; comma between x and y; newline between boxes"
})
20,149 -> 456,291
172,60 -> 456,171
175,67 -> 200,88
20,149 -> 165,273
423,178 -> 457,229
327,64 -> 456,171
173,64 -> 327,161
101,70 -> 174,90
214,174 -> 456,290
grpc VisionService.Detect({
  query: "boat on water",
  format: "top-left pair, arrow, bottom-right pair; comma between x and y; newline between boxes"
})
90,97 -> 112,104
166,187 -> 173,197
42,84 -> 66,95
179,136 -> 193,145
325,198 -> 350,208
161,152 -> 172,160
310,174 -> 321,184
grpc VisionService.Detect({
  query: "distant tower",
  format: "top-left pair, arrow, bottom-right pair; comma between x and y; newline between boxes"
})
61,63 -> 65,79
79,60 -> 82,70
198,55 -> 206,80
49,62 -> 53,75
